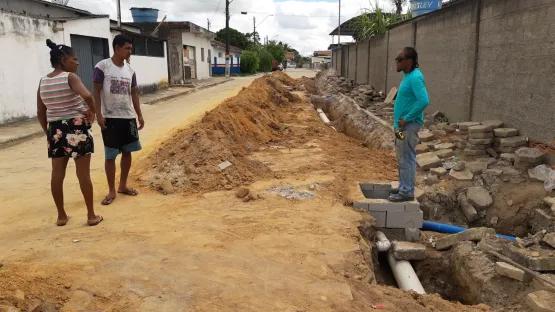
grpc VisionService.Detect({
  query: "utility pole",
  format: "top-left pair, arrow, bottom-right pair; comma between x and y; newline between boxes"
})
207,18 -> 211,31
117,0 -> 121,28
225,0 -> 231,77
253,16 -> 256,44
338,0 -> 341,46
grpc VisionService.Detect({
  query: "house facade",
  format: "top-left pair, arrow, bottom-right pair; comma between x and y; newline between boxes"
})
0,0 -> 168,124
211,41 -> 242,74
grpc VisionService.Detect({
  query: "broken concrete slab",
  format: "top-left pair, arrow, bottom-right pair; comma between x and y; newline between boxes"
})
435,227 -> 496,250
502,244 -> 555,271
468,138 -> 494,145
384,87 -> 398,104
495,262 -> 533,282
481,120 -> 504,128
218,161 -> 233,170
464,149 -> 488,156
469,125 -> 494,133
430,167 -> 447,176
434,142 -> 455,150
418,131 -> 436,142
465,161 -> 490,175
532,274 -> 555,292
478,234 -> 512,254
392,241 -> 427,260
543,233 -> 555,249
458,193 -> 479,222
466,143 -> 491,151
469,132 -> 494,139
449,170 -> 474,181
435,149 -> 455,159
526,290 -> 555,312
500,136 -> 527,148
487,148 -> 498,158
459,121 -> 481,130
416,152 -> 442,170
425,174 -> 440,185
432,130 -> 447,138
516,148 -> 546,164
416,144 -> 429,155
494,128 -> 519,138
500,153 -> 516,162
529,169 -> 547,182
466,187 -> 493,209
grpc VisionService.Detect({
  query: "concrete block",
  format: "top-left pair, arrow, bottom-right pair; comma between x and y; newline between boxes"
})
434,142 -> 455,150
454,142 -> 467,149
543,233 -> 555,249
392,241 -> 427,260
362,190 -> 390,199
459,121 -> 480,130
426,139 -> 442,150
405,201 -> 421,212
353,201 -> 369,210
526,290 -> 555,312
469,132 -> 494,139
495,262 -> 533,282
487,148 -> 498,158
416,144 -> 429,154
464,149 -> 487,156
500,136 -> 527,148
516,148 -> 546,164
481,120 -> 504,128
515,159 -> 544,170
466,143 -> 491,151
405,228 -> 421,242
386,210 -> 423,229
532,274 -> 555,292
432,130 -> 447,138
373,183 -> 393,191
418,131 -> 435,142
359,183 -> 374,191
469,125 -> 494,133
478,234 -> 511,254
435,149 -> 455,159
430,167 -> 447,176
416,152 -> 442,170
368,201 -> 406,212
494,128 -> 519,137
468,138 -> 494,145
500,153 -> 516,162
501,244 -> 555,271
369,211 -> 387,228
449,170 -> 474,181
495,146 -> 520,153
435,227 -> 496,250
467,186 -> 493,208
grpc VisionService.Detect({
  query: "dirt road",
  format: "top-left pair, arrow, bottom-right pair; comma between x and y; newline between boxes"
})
0,70 -> 488,312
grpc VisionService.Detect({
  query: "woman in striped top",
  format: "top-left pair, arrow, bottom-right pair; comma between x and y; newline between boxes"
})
37,39 -> 103,227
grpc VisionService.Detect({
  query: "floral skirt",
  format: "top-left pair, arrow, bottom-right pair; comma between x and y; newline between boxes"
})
47,117 -> 94,159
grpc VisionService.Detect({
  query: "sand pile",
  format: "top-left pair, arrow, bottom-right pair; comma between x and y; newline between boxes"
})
142,72 -> 301,194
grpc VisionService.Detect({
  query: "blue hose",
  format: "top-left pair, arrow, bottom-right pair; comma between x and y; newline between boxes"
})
422,221 -> 516,241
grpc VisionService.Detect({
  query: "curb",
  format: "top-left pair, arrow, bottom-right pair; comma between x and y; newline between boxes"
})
144,78 -> 234,105
0,129 -> 44,150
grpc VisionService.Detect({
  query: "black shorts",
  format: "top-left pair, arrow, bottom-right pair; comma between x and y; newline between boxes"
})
101,118 -> 140,149
47,118 -> 94,159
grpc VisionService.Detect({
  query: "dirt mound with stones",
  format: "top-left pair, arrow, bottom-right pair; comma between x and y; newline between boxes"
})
139,72 -> 302,194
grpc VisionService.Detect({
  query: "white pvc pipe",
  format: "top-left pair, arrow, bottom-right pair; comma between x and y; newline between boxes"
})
375,231 -> 426,294
316,108 -> 330,124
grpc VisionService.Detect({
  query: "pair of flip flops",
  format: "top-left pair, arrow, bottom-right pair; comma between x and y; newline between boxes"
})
101,189 -> 139,206
56,215 -> 104,227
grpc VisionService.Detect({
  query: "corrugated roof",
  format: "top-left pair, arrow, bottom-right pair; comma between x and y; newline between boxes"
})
30,0 -> 96,16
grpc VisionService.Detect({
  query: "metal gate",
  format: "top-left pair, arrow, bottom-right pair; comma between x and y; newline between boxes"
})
70,35 -> 109,91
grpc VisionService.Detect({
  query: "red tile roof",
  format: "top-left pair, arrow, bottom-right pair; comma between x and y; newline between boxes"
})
211,40 -> 242,53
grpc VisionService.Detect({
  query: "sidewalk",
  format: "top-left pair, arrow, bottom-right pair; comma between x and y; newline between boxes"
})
0,77 -> 233,149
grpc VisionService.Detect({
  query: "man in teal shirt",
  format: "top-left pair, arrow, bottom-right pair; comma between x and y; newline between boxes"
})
389,47 -> 429,202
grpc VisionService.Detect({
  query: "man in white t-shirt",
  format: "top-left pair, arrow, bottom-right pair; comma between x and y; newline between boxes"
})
93,34 -> 145,206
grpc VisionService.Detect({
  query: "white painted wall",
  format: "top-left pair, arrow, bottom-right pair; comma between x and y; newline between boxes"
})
0,13 -> 63,123
110,30 -> 168,87
62,18 -> 111,48
182,32 -> 212,80
212,46 -> 241,66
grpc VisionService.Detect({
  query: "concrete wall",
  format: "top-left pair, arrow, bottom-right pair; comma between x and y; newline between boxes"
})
368,34 -> 388,92
356,40 -> 370,84
348,44 -> 357,82
415,0 -> 478,122
212,46 -> 241,66
472,0 -> 555,144
182,32 -> 213,80
336,48 -> 343,76
0,0 -> 83,18
386,23 -> 414,92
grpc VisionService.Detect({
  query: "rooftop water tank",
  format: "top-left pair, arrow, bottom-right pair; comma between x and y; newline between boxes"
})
130,7 -> 159,23
410,0 -> 442,17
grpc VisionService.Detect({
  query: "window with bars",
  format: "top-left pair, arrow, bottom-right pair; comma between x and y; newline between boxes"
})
128,34 -> 164,58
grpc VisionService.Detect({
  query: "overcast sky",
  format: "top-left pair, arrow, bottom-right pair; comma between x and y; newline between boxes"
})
67,0 -> 399,55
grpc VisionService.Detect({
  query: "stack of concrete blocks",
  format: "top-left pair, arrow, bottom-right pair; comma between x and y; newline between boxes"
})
464,124 -> 495,156
453,121 -> 479,150
514,147 -> 546,170
493,128 -> 526,155
355,183 -> 423,229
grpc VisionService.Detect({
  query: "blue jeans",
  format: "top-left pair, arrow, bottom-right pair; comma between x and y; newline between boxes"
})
395,122 -> 420,197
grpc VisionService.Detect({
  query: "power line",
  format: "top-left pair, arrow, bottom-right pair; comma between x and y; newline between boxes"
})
210,0 -> 224,23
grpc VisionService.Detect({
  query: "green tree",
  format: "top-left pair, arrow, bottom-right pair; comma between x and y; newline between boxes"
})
258,49 -> 273,72
215,28 -> 251,50
265,41 -> 286,63
390,0 -> 407,15
240,50 -> 259,74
